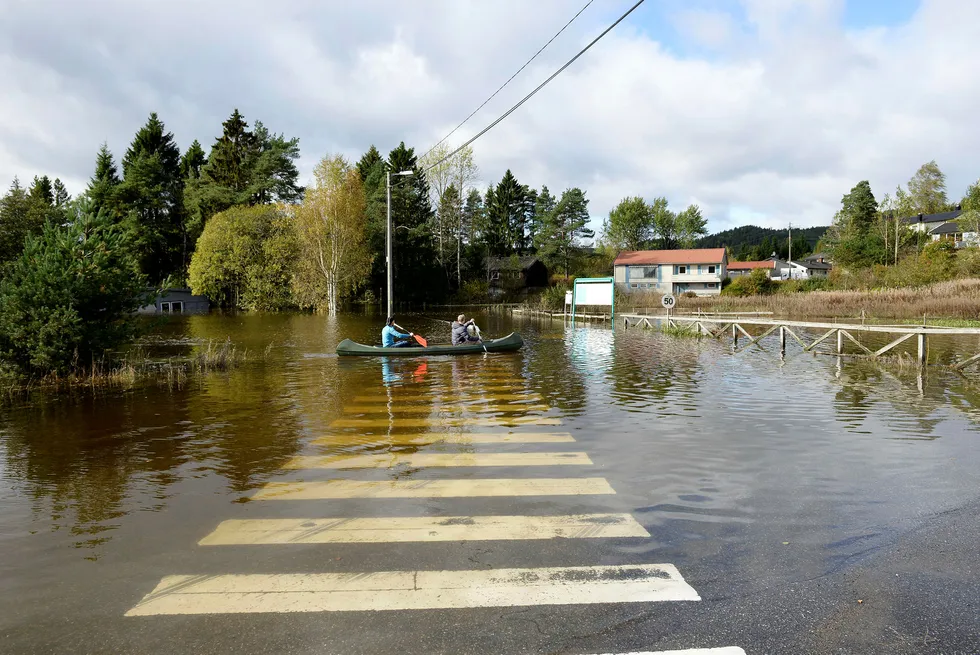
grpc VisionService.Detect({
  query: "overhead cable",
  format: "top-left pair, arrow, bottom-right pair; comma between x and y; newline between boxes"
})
423,0 -> 647,174
419,0 -> 595,163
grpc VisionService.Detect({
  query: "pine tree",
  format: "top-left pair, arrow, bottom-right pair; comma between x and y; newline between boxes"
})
29,176 -> 54,205
536,187 -> 593,280
485,170 -> 528,257
52,179 -> 70,207
87,143 -> 122,221
0,178 -> 35,262
180,140 -> 207,180
246,121 -> 302,205
117,112 -> 184,283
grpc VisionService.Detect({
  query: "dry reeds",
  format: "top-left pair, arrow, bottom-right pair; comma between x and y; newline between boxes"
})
621,279 -> 980,321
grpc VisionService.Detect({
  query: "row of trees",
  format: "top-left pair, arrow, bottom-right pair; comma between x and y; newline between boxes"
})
826,160 -> 980,268
600,196 -> 707,252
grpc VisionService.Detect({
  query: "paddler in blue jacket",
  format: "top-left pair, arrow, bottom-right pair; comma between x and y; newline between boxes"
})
382,316 -> 415,347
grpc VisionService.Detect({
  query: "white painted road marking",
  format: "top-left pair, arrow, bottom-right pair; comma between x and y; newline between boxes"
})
283,452 -> 592,469
251,477 -> 616,500
125,564 -> 699,616
330,417 -> 562,428
310,432 -> 576,446
591,650 -> 746,655
342,404 -> 551,414
198,513 -> 650,545
351,394 -> 543,403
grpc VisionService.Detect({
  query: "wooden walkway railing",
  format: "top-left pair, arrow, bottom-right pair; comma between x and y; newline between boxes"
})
622,314 -> 980,369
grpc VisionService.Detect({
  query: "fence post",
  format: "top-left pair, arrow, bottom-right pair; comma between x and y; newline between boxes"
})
918,332 -> 927,366
779,326 -> 786,355
837,329 -> 843,355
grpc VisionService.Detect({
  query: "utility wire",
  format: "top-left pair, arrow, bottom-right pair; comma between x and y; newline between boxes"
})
420,0 -> 595,163
423,0 -> 647,174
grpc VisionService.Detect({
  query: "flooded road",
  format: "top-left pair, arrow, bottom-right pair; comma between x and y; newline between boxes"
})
2,312 -> 980,654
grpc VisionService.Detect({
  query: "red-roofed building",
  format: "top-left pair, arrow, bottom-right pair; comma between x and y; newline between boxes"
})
613,248 -> 728,296
727,260 -> 778,278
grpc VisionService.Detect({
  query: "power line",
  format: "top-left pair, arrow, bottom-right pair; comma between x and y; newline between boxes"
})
423,0 -> 647,174
419,0 -> 595,163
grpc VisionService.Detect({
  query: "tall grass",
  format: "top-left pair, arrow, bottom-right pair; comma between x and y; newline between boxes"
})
0,338 -> 251,402
673,278 -> 980,320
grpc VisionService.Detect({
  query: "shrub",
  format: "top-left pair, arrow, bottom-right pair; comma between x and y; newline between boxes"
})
0,200 -> 148,375
455,280 -> 490,303
682,291 -> 697,298
539,284 -> 570,311
721,269 -> 776,297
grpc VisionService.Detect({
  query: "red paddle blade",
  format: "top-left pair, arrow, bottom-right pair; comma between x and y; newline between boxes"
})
414,334 -> 428,347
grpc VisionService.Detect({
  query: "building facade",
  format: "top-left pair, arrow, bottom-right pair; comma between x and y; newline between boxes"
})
138,288 -> 211,315
614,248 -> 727,296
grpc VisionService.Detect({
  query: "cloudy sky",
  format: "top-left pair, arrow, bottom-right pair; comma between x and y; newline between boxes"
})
1,0 -> 978,233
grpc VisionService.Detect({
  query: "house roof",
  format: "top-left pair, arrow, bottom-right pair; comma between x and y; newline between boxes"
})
791,260 -> 832,270
614,248 -> 727,266
900,209 -> 962,225
929,221 -> 963,235
728,260 -> 775,270
488,256 -> 543,271
803,252 -> 829,261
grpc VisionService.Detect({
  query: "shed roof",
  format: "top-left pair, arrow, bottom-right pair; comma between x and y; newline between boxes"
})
488,256 -> 543,271
929,221 -> 963,235
614,248 -> 727,266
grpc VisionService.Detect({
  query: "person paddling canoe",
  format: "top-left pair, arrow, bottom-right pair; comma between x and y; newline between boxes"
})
382,316 -> 419,348
451,314 -> 482,346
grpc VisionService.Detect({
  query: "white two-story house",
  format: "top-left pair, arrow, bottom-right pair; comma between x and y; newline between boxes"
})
613,248 -> 728,296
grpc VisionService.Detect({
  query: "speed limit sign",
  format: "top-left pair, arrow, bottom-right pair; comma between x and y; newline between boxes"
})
661,294 -> 676,309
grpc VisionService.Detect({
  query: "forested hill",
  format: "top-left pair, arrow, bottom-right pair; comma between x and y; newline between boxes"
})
697,224 -> 829,261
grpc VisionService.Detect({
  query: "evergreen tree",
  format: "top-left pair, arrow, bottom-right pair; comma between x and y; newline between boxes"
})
184,110 -> 303,244
117,112 -> 184,283
52,179 -> 70,207
532,186 -> 556,248
485,170 -> 528,256
839,180 -> 878,231
483,183 -> 507,257
0,178 -> 35,263
0,198 -> 147,375
438,183 -> 464,287
385,142 -> 444,303
28,176 -> 54,205
180,140 -> 207,180
86,143 -> 122,221
536,187 -> 593,280
357,145 -> 384,182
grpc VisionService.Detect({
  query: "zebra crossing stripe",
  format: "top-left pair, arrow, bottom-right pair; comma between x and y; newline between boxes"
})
330,417 -> 561,428
198,513 -> 650,545
125,564 -> 699,616
283,452 -> 592,469
351,394 -> 543,403
342,404 -> 551,414
310,432 -> 575,446
251,477 -> 616,500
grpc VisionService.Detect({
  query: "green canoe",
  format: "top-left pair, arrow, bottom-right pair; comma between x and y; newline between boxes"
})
337,332 -> 524,356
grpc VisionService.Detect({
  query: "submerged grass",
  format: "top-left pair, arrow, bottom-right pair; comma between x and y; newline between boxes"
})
0,338 -> 250,403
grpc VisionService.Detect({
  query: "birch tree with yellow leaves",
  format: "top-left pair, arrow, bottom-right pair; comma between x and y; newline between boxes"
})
293,155 -> 373,314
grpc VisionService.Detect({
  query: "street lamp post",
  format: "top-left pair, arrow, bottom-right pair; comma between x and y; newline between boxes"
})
386,169 -> 414,318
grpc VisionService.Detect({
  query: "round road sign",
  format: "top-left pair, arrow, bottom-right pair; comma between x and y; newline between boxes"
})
661,294 -> 676,309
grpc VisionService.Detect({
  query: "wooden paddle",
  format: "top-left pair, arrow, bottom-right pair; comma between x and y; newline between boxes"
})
393,323 -> 427,347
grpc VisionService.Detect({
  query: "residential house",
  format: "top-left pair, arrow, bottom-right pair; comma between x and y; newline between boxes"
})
783,260 -> 831,279
803,252 -> 831,265
929,220 -> 979,248
488,256 -> 549,291
901,208 -> 962,234
138,288 -> 210,315
614,248 -> 727,296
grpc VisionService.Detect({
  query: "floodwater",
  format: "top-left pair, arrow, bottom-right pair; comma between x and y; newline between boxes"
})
2,311 -> 980,653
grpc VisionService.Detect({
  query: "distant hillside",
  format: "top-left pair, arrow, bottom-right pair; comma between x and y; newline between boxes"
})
697,224 -> 829,261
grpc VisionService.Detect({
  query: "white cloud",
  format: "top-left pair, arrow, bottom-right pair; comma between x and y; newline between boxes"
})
1,0 -> 978,234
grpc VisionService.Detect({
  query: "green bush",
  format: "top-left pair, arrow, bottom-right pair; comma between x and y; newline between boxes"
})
0,200 -> 148,375
721,269 -> 776,297
539,284 -> 570,311
455,280 -> 490,303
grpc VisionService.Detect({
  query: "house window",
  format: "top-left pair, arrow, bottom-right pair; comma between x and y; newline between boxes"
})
678,265 -> 687,274
171,301 -> 183,313
161,302 -> 170,313
707,283 -> 717,288
707,265 -> 716,274
630,283 -> 638,288
641,267 -> 655,278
